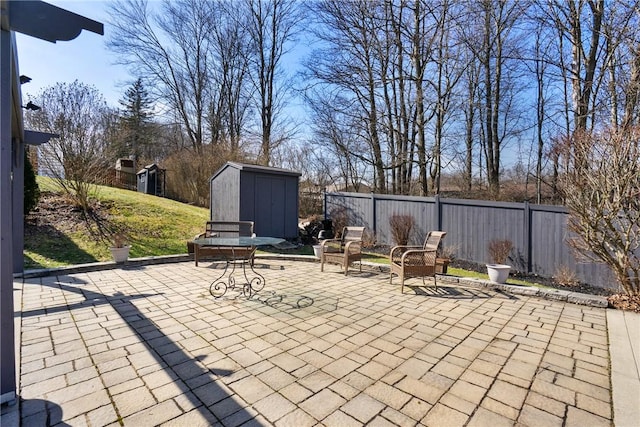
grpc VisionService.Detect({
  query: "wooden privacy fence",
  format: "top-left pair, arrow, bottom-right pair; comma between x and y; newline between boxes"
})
324,192 -> 618,291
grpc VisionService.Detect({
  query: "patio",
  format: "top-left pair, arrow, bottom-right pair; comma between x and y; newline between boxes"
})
2,257 -> 639,426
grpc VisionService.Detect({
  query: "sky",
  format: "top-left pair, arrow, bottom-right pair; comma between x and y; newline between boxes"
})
15,0 -> 309,124
15,0 -> 131,107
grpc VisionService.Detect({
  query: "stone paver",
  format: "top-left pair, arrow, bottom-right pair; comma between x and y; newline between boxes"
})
1,258 -> 636,426
608,309 -> 640,427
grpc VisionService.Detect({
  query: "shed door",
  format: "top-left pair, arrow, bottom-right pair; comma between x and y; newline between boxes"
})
148,171 -> 156,195
255,176 -> 286,237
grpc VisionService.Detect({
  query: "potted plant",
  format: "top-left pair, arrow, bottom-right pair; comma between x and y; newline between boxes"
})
436,244 -> 457,275
109,232 -> 130,263
436,258 -> 449,274
312,243 -> 323,259
486,239 -> 513,283
389,214 -> 415,246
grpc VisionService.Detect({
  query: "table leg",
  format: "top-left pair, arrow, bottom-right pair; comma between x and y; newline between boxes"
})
209,257 -> 233,298
208,246 -> 263,299
243,262 -> 266,297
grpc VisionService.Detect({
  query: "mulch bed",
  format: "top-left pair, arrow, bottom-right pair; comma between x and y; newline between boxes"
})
452,259 -> 640,313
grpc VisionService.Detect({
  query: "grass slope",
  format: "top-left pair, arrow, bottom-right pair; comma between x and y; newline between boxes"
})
25,177 -> 209,269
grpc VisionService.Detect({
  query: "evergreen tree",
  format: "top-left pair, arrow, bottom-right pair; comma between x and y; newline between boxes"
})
119,78 -> 154,168
24,149 -> 40,216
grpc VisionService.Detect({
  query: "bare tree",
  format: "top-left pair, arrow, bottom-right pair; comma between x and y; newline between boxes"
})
107,0 -> 219,151
558,127 -> 640,296
299,0 -> 640,204
427,0 -> 466,194
599,2 -> 640,130
527,1 -> 640,203
622,45 -> 640,129
382,0 -> 414,195
244,0 -> 304,165
547,0 -> 639,136
566,0 -> 604,132
526,20 -> 554,204
539,1 -> 606,138
305,0 -> 387,192
459,50 -> 480,193
305,91 -> 370,191
458,0 -> 530,197
383,0 -> 440,196
210,1 -> 252,153
26,81 -> 114,213
370,0 -> 462,196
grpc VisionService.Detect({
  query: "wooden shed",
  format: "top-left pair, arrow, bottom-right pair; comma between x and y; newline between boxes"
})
209,162 -> 301,239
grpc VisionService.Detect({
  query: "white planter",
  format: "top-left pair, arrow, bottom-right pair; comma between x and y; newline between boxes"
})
486,264 -> 510,283
110,246 -> 130,263
312,245 -> 323,259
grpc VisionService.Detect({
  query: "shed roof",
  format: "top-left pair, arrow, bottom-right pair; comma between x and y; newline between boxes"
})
136,163 -> 164,175
209,161 -> 301,182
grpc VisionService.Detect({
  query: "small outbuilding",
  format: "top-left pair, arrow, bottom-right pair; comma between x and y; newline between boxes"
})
209,162 -> 301,239
137,164 -> 166,197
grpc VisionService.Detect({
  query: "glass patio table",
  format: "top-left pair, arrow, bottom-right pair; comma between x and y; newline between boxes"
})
192,236 -> 284,299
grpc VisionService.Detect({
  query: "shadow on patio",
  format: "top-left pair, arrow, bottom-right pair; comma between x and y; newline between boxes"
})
9,258 -> 617,426
17,271 -> 251,425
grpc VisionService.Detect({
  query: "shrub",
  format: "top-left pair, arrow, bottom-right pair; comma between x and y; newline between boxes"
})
438,243 -> 458,260
111,232 -> 128,248
553,265 -> 579,287
24,153 -> 40,215
27,81 -> 111,214
362,230 -> 377,248
389,214 -> 414,246
163,145 -> 248,206
488,239 -> 513,264
557,127 -> 640,296
328,206 -> 348,237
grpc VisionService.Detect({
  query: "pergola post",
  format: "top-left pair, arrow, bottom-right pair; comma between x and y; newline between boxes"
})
0,23 -> 17,406
0,0 -> 103,405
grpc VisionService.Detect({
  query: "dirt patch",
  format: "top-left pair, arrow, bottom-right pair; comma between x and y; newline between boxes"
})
451,259 -> 612,295
24,192 -> 116,244
25,193 -> 87,231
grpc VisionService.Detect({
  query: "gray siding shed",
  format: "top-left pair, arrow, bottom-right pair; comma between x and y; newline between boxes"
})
137,164 -> 165,197
209,162 -> 301,239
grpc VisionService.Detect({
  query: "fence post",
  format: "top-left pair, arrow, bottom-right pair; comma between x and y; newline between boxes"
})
523,201 -> 531,273
370,192 -> 376,237
323,190 -> 327,220
435,194 -> 442,230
